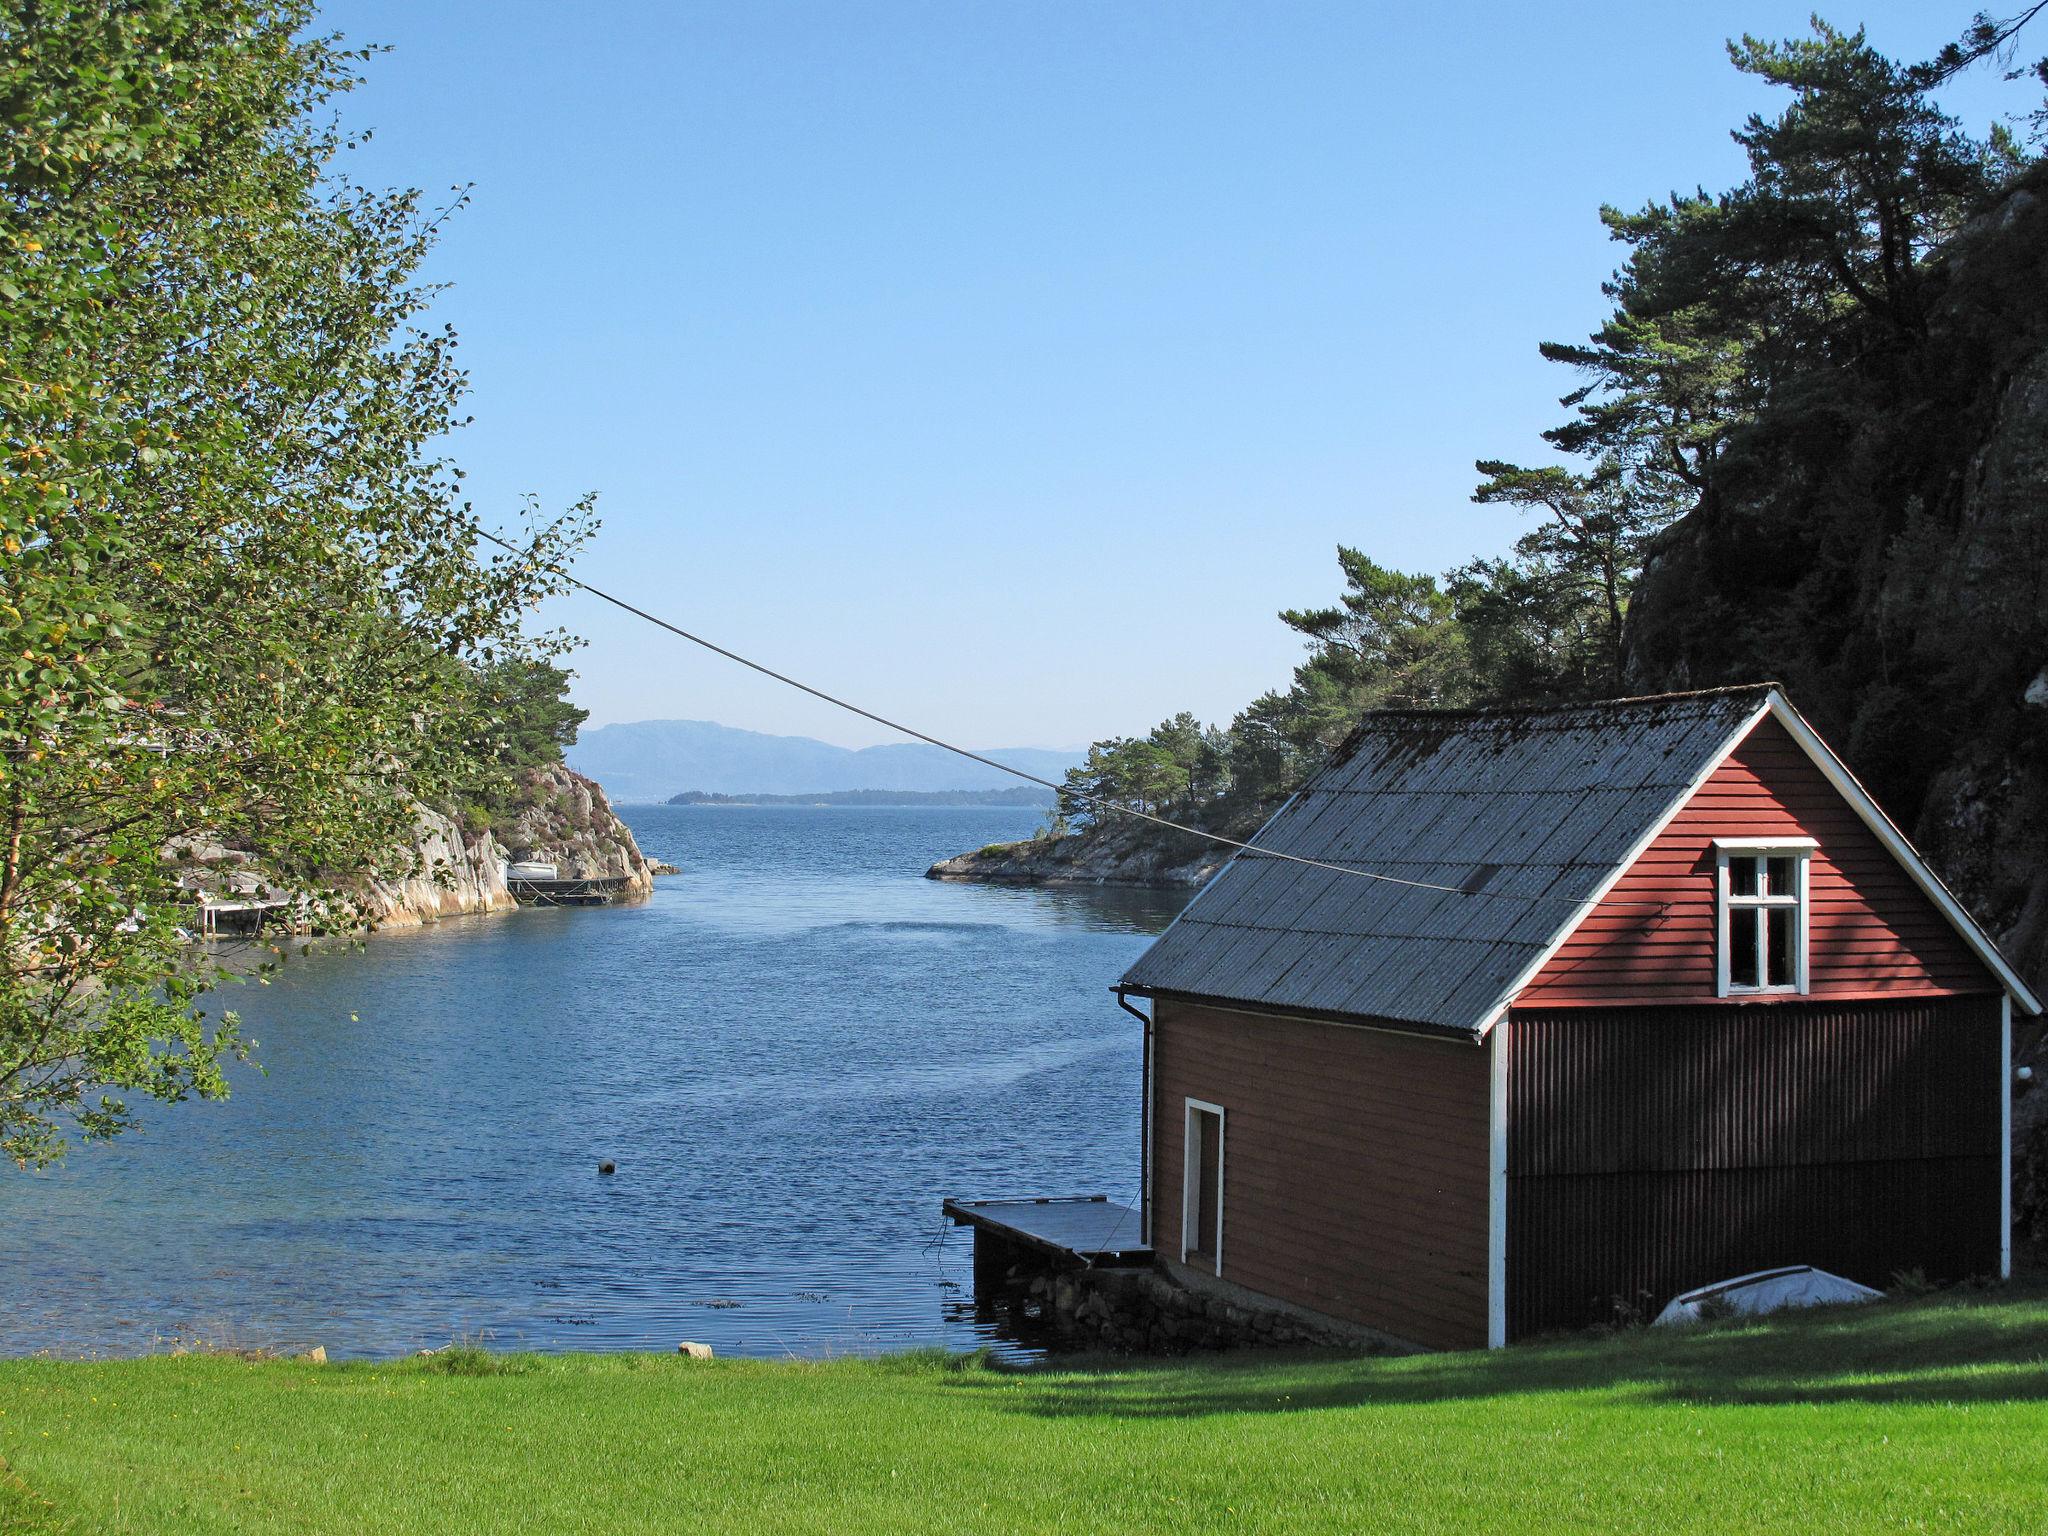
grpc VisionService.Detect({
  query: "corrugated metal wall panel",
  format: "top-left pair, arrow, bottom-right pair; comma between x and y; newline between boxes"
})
1506,997 -> 2002,1338
1510,1161 -> 1998,1336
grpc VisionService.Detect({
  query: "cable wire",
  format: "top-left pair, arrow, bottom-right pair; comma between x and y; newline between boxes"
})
479,528 -> 1657,912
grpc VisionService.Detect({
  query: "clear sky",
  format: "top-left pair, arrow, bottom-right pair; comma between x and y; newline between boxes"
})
322,1 -> 2018,748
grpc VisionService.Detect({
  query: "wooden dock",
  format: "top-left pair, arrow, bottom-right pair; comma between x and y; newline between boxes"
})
507,874 -> 632,907
943,1196 -> 1150,1267
194,899 -> 292,938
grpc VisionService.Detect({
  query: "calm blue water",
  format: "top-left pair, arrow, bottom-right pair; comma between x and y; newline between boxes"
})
0,806 -> 1178,1360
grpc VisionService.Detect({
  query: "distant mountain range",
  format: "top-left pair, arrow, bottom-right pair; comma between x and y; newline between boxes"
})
566,719 -> 1082,803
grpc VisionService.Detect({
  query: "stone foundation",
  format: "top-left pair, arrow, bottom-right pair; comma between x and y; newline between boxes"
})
999,1257 -> 1397,1355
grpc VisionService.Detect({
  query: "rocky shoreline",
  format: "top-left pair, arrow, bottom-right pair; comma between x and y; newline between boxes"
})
176,761 -> 656,932
926,823 -> 1227,890
371,762 -> 656,928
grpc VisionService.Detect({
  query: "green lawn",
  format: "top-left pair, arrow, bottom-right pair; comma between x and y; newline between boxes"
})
2,1289 -> 2044,1535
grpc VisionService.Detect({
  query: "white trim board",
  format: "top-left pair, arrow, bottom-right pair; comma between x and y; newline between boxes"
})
1181,1098 -> 1226,1277
2001,994 -> 2013,1280
1486,1019 -> 1508,1349
1762,691 -> 2041,1016
1472,695 -> 1773,1035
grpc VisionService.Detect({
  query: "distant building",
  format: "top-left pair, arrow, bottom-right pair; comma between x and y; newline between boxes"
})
1117,687 -> 2041,1349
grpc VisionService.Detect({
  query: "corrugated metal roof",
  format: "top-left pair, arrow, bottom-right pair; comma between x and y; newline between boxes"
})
1119,687 -> 1775,1036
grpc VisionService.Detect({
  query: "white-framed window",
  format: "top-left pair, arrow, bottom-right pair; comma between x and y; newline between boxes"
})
1181,1098 -> 1225,1276
1714,837 -> 1815,996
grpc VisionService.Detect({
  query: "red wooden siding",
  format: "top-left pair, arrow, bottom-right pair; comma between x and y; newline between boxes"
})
1150,1000 -> 1489,1351
1520,716 -> 1990,1006
1505,997 -> 2002,1337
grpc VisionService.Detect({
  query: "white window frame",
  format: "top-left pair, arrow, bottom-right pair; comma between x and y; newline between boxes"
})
1714,837 -> 1815,997
1181,1098 -> 1225,1276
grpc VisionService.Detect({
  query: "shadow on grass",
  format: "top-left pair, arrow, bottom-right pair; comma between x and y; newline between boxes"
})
0,1457 -> 72,1536
958,1291 -> 2048,1419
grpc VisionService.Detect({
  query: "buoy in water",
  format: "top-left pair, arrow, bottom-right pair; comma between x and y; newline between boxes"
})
598,1159 -> 616,1175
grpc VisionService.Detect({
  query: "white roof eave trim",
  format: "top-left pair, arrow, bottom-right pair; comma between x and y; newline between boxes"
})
1761,691 -> 2042,1017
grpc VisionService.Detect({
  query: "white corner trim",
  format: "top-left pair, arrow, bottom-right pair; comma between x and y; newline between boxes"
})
1487,1019 -> 1508,1349
1472,695 -> 1775,1035
2001,994 -> 2013,1280
1764,691 -> 2043,1016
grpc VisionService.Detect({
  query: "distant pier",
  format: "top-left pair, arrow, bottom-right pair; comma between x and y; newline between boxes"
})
194,899 -> 292,938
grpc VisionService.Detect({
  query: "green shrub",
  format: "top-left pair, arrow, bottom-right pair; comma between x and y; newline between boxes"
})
416,1345 -> 533,1378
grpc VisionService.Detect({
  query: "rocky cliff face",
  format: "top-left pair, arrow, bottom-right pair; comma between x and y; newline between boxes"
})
364,762 -> 654,928
1910,328 -> 2048,997
354,800 -> 517,927
178,761 -> 654,931
490,763 -> 654,891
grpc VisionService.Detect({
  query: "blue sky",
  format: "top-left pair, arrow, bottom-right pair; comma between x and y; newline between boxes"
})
324,2 -> 2020,748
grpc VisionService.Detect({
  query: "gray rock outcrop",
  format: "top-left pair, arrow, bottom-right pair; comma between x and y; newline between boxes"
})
928,821 -> 1226,889
174,760 -> 652,932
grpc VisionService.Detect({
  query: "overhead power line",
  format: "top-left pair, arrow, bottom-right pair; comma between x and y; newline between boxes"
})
477,528 -> 1655,912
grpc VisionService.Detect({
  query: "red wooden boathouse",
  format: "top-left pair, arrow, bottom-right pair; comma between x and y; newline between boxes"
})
1116,686 -> 2041,1349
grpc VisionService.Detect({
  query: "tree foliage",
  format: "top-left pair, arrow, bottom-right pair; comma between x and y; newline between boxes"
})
466,660 -> 590,773
1058,713 -> 1228,828
1051,8 -> 2044,867
1057,552 -> 1474,829
0,1 -> 591,1166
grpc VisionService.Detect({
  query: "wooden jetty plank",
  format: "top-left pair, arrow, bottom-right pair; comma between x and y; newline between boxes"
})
943,1196 -> 1150,1262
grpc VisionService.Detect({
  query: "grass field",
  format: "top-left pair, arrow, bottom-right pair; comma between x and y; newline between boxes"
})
2,1287 -> 2044,1534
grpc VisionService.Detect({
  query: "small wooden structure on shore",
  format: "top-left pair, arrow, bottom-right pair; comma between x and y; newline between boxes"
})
943,1196 -> 1150,1285
193,898 -> 292,938
506,873 -> 633,907
950,686 -> 2041,1355
1116,686 -> 2041,1349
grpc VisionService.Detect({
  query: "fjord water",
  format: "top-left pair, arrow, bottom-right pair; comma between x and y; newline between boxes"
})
0,806 -> 1178,1359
